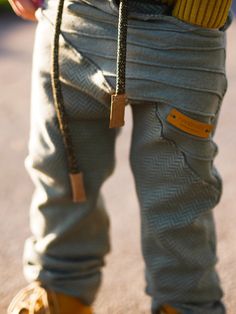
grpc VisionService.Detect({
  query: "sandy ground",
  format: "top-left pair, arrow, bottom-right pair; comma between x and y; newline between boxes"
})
0,13 -> 236,314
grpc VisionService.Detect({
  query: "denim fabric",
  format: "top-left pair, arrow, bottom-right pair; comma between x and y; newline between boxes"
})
23,1 -> 230,313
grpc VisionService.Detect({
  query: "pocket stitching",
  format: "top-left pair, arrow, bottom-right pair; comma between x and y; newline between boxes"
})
155,104 -> 221,194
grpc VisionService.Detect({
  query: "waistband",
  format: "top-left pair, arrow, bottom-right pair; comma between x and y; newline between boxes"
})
71,0 -> 171,18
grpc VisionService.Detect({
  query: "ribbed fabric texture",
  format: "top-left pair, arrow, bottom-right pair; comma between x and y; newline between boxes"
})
172,0 -> 232,29
91,0 -> 232,29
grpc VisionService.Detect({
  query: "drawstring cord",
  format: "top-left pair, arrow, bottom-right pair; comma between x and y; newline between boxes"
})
51,0 -> 87,203
109,0 -> 128,128
51,0 -> 128,202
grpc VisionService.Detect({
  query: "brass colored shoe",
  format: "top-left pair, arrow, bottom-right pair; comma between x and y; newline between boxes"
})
7,281 -> 93,314
159,304 -> 181,314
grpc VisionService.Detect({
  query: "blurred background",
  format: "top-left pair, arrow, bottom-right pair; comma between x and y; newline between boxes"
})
0,2 -> 236,314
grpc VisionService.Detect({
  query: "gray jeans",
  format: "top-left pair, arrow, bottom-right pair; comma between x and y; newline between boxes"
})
23,0 -> 230,313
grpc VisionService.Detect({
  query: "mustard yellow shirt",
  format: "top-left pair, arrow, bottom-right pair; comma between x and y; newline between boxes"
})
161,0 -> 232,29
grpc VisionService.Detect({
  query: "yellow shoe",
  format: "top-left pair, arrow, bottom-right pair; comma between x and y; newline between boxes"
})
7,281 -> 93,314
159,304 -> 181,314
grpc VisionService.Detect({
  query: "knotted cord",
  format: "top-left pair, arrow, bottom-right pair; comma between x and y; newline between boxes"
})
51,0 -> 86,202
116,0 -> 128,95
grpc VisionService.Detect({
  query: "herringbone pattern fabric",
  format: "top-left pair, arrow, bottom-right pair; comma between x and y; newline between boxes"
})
24,2 -> 229,313
24,14 -> 117,306
130,104 -> 224,314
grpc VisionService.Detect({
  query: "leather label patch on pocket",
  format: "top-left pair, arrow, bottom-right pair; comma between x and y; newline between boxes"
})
167,108 -> 213,138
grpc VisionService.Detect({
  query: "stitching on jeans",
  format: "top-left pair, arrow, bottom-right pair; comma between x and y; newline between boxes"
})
155,104 -> 221,195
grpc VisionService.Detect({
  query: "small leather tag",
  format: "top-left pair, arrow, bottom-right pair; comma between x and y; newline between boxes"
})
167,108 -> 213,138
109,94 -> 126,128
69,173 -> 87,203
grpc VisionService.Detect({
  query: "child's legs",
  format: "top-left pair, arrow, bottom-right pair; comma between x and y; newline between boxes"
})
130,103 -> 224,314
23,18 -> 116,305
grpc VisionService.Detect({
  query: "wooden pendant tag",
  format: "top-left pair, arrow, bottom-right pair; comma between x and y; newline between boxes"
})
69,173 -> 87,203
109,94 -> 126,128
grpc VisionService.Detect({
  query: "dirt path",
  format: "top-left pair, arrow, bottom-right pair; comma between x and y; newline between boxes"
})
0,14 -> 236,314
